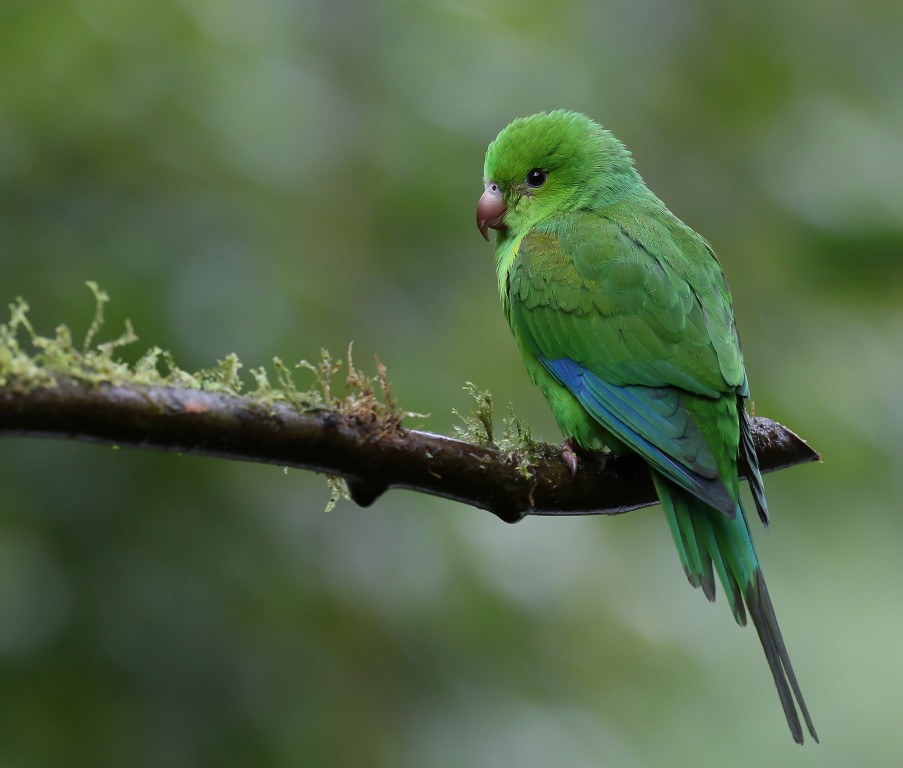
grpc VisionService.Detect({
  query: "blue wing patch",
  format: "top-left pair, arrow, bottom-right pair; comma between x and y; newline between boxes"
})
540,357 -> 736,516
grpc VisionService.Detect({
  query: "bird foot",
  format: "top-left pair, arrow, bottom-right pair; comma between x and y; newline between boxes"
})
560,438 -> 581,477
560,439 -> 607,478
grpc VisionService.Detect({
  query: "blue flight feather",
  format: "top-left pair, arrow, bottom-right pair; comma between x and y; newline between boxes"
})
540,356 -> 735,515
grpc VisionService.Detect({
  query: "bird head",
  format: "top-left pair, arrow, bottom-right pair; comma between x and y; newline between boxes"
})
477,110 -> 638,241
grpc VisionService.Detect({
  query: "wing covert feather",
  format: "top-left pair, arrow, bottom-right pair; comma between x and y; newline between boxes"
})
509,209 -> 744,396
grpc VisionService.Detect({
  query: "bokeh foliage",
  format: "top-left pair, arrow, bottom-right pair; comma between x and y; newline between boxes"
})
1,0 -> 902,765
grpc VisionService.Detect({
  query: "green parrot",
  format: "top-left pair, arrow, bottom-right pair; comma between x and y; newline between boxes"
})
476,110 -> 817,744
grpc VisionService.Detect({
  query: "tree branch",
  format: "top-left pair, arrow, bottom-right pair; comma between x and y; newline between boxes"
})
0,378 -> 819,523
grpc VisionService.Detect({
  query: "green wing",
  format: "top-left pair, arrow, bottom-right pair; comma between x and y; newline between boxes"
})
505,206 -> 750,505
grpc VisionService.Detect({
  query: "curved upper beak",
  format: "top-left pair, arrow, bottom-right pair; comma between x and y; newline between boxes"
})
476,184 -> 508,241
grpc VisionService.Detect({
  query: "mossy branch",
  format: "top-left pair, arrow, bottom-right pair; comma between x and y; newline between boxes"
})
0,286 -> 820,523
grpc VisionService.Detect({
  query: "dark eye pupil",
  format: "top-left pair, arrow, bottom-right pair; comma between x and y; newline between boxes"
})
526,169 -> 547,188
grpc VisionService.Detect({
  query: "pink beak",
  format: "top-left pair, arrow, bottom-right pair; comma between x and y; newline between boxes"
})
476,183 -> 508,241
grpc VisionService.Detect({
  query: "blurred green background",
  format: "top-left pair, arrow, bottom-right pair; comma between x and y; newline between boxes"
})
1,0 -> 901,765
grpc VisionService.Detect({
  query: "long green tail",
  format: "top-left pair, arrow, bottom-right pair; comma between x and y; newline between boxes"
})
653,474 -> 818,744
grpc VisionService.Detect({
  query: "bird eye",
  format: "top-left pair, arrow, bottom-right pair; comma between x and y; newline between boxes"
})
525,169 -> 547,188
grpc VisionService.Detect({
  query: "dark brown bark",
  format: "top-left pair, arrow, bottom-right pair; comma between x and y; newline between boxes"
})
0,379 -> 819,523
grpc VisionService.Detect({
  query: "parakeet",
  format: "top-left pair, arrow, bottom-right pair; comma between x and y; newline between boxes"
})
476,110 -> 817,743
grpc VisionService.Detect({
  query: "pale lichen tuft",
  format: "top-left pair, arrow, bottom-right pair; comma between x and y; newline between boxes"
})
324,475 -> 351,512
453,382 -> 550,480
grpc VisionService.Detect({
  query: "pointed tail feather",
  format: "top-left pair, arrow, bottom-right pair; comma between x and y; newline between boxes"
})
746,569 -> 819,744
655,473 -> 817,743
658,474 -> 716,601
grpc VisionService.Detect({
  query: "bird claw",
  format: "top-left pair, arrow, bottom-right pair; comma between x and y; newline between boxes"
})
561,439 -> 580,478
561,439 -> 608,478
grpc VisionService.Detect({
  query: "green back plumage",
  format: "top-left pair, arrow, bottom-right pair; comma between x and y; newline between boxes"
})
482,110 -> 816,743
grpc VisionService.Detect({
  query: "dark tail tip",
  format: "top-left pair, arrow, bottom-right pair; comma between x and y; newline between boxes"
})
747,569 -> 818,744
